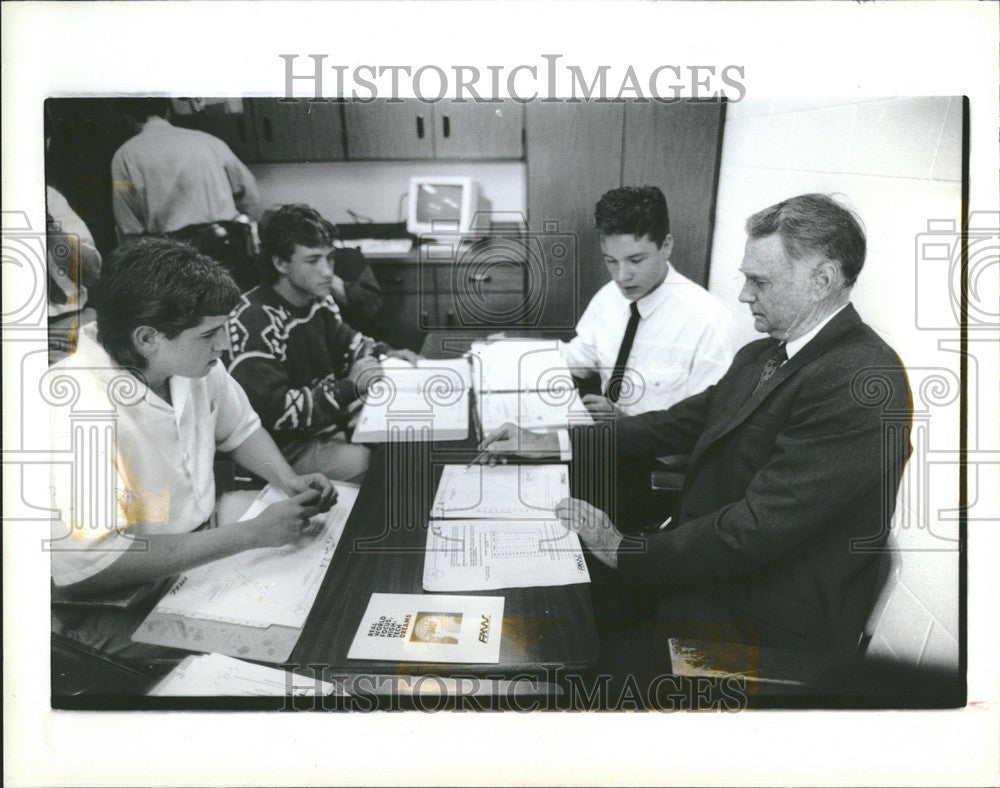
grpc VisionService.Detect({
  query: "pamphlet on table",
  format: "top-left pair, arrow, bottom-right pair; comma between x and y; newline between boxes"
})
347,593 -> 504,664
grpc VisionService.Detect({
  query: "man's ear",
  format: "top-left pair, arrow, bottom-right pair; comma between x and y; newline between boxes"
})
272,255 -> 289,277
659,234 -> 675,259
811,258 -> 840,299
131,325 -> 160,360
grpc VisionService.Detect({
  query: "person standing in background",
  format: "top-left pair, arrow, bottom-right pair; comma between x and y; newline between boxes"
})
111,98 -> 260,236
111,98 -> 262,290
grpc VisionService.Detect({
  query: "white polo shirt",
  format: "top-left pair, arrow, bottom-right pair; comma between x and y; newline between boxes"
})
49,324 -> 261,586
559,266 -> 738,416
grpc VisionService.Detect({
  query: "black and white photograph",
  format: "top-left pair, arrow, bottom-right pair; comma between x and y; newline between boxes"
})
3,2 -> 998,786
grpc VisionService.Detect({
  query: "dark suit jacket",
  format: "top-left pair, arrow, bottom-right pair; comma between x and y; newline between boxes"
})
609,305 -> 912,655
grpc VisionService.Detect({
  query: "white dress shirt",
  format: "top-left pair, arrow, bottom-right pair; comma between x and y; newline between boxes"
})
49,324 -> 261,586
784,303 -> 850,360
559,265 -> 738,416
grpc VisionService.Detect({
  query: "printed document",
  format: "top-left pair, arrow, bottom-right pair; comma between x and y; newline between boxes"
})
149,653 -> 343,696
352,358 -> 471,442
348,593 -> 504,664
468,339 -> 573,393
430,464 -> 569,520
153,483 -> 358,629
423,519 -> 590,591
477,389 -> 593,433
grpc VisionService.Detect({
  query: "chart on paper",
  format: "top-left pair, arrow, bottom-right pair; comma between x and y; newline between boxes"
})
429,464 -> 569,520
423,519 -> 591,591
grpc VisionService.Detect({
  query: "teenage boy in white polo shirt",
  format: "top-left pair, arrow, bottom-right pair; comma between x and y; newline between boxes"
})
560,186 -> 737,417
49,238 -> 336,611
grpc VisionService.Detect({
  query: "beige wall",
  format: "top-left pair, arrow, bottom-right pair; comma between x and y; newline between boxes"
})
707,97 -> 965,669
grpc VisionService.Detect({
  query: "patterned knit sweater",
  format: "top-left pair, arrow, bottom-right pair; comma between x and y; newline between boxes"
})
226,284 -> 389,444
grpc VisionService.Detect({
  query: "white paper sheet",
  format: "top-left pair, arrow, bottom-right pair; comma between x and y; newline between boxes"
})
347,593 -> 504,664
148,653 -> 342,696
477,389 -> 594,433
468,339 -> 574,393
352,359 -> 471,442
153,483 -> 358,629
430,464 -> 569,520
423,519 -> 590,591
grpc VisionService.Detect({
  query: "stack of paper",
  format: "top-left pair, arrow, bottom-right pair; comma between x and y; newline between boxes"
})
352,358 -> 471,443
422,464 -> 590,591
467,339 -> 592,433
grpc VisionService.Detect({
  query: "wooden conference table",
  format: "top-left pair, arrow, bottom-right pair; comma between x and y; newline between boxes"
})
289,331 -> 599,688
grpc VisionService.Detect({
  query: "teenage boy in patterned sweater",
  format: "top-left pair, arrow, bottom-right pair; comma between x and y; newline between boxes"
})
226,204 -> 418,482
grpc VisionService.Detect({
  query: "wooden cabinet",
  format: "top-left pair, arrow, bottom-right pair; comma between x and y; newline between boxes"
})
343,100 -> 435,160
251,99 -> 345,162
433,102 -> 523,160
171,99 -> 258,162
368,240 -> 530,351
622,101 -> 726,287
343,99 -> 523,161
526,102 -> 625,334
527,99 -> 726,329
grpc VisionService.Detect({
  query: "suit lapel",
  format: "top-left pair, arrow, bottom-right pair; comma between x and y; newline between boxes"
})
689,305 -> 864,466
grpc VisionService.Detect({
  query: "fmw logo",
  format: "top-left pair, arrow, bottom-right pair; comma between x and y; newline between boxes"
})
478,615 -> 492,644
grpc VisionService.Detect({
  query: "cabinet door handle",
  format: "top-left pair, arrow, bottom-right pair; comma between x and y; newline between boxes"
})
263,117 -> 273,143
237,117 -> 246,142
389,275 -> 403,285
416,114 -> 425,139
446,310 -> 456,327
442,115 -> 451,138
468,272 -> 492,284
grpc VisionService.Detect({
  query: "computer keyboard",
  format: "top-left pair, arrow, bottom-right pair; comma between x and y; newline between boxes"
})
341,238 -> 414,256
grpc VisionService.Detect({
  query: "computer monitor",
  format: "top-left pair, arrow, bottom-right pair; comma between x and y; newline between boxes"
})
406,176 -> 489,239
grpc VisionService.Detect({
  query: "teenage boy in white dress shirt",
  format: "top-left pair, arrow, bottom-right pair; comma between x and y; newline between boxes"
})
560,186 -> 736,417
49,238 -> 336,657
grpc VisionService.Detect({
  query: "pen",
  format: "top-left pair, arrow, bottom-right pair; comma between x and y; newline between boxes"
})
465,450 -> 488,469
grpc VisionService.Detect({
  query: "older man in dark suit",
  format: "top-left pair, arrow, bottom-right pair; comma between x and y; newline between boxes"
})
480,194 -> 912,676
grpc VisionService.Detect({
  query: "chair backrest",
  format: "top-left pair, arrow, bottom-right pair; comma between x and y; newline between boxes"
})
858,530 -> 901,653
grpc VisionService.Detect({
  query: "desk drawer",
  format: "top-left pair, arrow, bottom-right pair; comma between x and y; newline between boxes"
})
371,263 -> 434,294
434,292 -> 527,329
439,260 -> 527,295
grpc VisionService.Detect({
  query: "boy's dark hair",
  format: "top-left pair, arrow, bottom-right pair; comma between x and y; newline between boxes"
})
92,237 -> 241,370
115,98 -> 171,124
594,186 -> 671,248
257,204 -> 336,284
745,193 -> 866,286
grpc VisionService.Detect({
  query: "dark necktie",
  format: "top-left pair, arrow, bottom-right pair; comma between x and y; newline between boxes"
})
606,301 -> 641,403
752,343 -> 787,395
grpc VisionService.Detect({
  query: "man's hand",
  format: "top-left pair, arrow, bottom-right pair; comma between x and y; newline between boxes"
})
581,394 -> 618,418
329,273 -> 348,306
349,356 -> 383,396
282,472 -> 337,512
473,422 -> 560,466
556,497 -> 623,569
384,348 -> 421,365
251,489 -> 325,548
